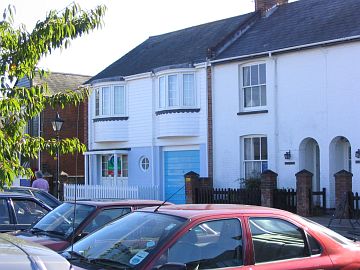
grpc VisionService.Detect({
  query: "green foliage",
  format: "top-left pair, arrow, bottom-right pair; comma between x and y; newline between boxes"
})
237,175 -> 261,189
0,3 -> 106,188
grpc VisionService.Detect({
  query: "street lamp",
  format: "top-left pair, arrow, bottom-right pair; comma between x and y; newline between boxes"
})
51,112 -> 64,199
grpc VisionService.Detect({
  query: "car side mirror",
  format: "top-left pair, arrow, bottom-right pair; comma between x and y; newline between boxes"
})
155,263 -> 187,270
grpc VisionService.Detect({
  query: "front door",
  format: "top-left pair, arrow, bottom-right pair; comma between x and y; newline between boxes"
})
164,150 -> 200,204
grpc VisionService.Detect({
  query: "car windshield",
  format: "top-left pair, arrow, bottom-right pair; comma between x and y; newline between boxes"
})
67,211 -> 186,269
33,203 -> 95,238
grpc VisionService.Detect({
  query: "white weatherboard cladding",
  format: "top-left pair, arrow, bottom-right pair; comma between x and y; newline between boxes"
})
213,41 -> 360,205
156,111 -> 200,138
127,77 -> 153,147
94,120 -> 128,142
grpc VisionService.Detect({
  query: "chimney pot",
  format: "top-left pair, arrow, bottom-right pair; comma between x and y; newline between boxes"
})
255,0 -> 288,15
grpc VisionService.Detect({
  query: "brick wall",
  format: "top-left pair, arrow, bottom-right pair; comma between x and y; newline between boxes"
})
40,102 -> 85,177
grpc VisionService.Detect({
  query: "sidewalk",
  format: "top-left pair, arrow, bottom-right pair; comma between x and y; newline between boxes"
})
309,214 -> 360,239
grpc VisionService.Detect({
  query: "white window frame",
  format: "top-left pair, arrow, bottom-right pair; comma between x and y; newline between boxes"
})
241,135 -> 268,179
101,154 -> 128,178
239,62 -> 267,112
157,72 -> 197,110
93,84 -> 127,118
139,156 -> 150,172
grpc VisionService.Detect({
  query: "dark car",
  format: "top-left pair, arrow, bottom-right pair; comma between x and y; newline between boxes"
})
0,192 -> 51,232
13,199 -> 171,251
63,204 -> 360,270
4,186 -> 61,209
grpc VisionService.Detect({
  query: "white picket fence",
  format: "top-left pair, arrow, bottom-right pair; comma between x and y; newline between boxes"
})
64,184 -> 160,201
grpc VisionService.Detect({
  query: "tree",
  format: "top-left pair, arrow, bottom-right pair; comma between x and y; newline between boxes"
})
0,3 -> 106,188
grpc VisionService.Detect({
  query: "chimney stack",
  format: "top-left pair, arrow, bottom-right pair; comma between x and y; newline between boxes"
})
255,0 -> 288,15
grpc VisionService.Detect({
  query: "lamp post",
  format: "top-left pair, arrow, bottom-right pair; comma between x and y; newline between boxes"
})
51,112 -> 64,199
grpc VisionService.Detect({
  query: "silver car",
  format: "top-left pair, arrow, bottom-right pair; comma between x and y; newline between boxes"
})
0,233 -> 72,270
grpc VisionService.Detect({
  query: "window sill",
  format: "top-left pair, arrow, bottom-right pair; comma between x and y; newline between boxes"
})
155,108 -> 200,116
93,116 -> 129,122
237,110 -> 268,116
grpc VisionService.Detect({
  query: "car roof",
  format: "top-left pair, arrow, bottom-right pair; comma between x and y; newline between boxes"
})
0,192 -> 34,199
140,204 -> 299,220
65,199 -> 171,208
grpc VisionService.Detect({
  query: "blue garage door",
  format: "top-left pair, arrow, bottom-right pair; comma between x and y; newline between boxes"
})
164,150 -> 200,204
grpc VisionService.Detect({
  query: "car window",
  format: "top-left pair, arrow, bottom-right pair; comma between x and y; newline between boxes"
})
33,203 -> 95,238
12,199 -> 49,225
307,233 -> 322,255
249,217 -> 308,264
32,190 -> 59,209
0,199 -> 11,225
83,207 -> 131,233
155,218 -> 243,269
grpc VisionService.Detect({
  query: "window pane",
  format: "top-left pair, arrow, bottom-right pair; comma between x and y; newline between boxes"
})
159,77 -> 165,108
13,199 -> 48,225
261,137 -> 268,160
95,89 -> 100,116
183,74 -> 195,106
307,233 -> 322,255
168,75 -> 178,106
0,199 -> 10,224
252,86 -> 260,107
261,85 -> 266,106
251,65 -> 259,85
102,87 -> 111,115
244,138 -> 251,160
244,161 -> 253,179
250,218 -> 307,263
243,66 -> 250,87
114,86 -> 125,115
163,219 -> 243,269
122,155 -> 128,177
253,137 -> 260,160
117,156 -> 122,177
259,64 -> 266,84
244,87 -> 251,107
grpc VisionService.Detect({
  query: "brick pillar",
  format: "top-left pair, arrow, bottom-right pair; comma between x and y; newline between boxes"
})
296,170 -> 313,217
334,170 -> 353,218
206,65 -> 213,184
184,171 -> 200,204
260,170 -> 278,207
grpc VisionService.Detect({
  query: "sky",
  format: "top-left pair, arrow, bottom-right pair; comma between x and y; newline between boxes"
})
4,0 -> 294,76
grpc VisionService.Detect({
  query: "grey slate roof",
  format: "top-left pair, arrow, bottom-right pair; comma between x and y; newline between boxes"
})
33,72 -> 91,95
216,0 -> 360,60
89,12 -> 256,83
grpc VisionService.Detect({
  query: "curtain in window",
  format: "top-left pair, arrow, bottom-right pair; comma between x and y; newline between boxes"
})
168,75 -> 178,106
183,74 -> 195,106
159,77 -> 165,108
114,86 -> 125,115
102,86 -> 111,115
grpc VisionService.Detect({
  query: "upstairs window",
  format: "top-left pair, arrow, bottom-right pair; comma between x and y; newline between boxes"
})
158,73 -> 196,110
241,63 -> 266,110
94,85 -> 126,117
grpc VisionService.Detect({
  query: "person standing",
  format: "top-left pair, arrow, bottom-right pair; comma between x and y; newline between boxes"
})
32,171 -> 49,192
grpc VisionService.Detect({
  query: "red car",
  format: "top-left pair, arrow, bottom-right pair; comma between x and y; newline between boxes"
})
12,199 -> 170,251
63,204 -> 360,270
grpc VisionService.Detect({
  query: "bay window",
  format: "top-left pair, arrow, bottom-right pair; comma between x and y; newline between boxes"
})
94,85 -> 126,117
243,136 -> 268,179
241,63 -> 266,110
158,73 -> 196,110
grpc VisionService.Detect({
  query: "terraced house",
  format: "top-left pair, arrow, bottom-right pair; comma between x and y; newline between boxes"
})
86,0 -> 360,206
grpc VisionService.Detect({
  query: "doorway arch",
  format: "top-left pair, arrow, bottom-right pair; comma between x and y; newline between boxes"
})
299,138 -> 320,192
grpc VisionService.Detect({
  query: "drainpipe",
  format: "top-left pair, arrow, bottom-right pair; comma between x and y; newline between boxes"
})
151,72 -> 156,188
269,52 -> 279,174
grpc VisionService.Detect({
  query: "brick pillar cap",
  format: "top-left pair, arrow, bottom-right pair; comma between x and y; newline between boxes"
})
261,170 -> 278,177
334,169 -> 353,177
184,171 -> 199,177
295,169 -> 313,177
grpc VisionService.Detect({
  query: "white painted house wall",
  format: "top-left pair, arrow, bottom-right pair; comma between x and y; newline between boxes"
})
87,65 -> 209,192
213,41 -> 360,207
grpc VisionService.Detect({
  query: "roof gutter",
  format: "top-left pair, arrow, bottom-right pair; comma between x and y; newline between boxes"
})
211,35 -> 360,64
